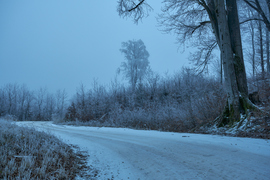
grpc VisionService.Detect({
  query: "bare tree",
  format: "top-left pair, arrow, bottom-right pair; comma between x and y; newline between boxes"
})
119,39 -> 150,91
34,87 -> 47,120
55,89 -> 68,120
44,93 -> 55,121
117,0 -> 255,125
4,84 -> 19,116
75,84 -> 87,122
17,85 -> 33,121
0,88 -> 6,116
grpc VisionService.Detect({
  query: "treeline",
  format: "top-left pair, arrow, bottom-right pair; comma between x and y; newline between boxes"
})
0,84 -> 67,121
1,69 -> 269,132
65,68 -> 226,131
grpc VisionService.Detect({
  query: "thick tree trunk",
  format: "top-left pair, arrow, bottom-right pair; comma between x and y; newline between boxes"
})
214,0 -> 241,123
226,0 -> 248,98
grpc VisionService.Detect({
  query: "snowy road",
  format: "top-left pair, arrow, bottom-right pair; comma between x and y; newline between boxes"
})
17,121 -> 270,180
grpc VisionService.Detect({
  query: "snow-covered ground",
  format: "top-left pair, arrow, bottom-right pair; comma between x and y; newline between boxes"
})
16,121 -> 270,180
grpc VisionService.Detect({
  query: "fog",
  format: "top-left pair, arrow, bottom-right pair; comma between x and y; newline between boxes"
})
0,0 -> 189,96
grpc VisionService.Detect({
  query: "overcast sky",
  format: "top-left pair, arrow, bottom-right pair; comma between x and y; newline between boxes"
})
0,0 -> 190,96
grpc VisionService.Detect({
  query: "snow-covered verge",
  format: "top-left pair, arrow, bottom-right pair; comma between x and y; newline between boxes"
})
57,111 -> 270,140
196,112 -> 270,139
17,121 -> 270,180
0,119 -> 97,179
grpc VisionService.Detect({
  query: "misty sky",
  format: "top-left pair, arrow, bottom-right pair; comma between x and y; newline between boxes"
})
0,0 -> 190,96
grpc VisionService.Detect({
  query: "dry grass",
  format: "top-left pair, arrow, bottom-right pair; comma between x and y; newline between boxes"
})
0,119 -> 97,180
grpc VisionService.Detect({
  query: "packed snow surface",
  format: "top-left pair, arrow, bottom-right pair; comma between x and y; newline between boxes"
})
16,121 -> 270,180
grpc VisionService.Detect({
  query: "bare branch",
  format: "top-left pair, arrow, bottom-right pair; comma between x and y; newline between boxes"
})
128,0 -> 145,12
117,0 -> 153,24
240,18 -> 264,25
243,0 -> 259,11
192,21 -> 211,34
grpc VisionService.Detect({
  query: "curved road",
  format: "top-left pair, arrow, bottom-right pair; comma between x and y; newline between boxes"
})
17,121 -> 270,180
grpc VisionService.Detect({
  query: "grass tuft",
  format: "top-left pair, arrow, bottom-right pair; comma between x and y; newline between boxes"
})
0,119 -> 97,179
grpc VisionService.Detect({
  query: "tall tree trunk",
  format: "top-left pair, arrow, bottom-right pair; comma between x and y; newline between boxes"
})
259,21 -> 265,79
249,17 -> 256,79
220,52 -> 223,84
214,0 -> 241,123
267,4 -> 270,77
226,0 -> 248,98
266,22 -> 270,77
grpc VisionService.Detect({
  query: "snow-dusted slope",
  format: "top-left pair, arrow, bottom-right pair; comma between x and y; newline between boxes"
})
17,121 -> 270,180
